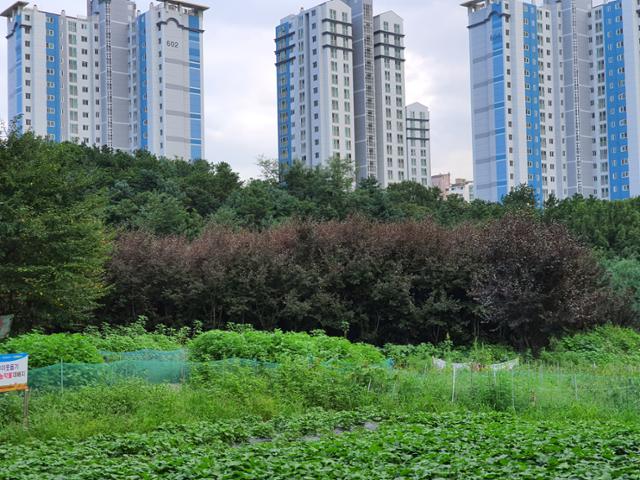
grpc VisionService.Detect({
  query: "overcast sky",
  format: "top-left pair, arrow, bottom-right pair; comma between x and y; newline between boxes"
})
0,0 -> 473,181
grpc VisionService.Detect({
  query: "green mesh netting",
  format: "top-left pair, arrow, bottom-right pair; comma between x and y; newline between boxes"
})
27,350 -> 286,390
26,349 -> 394,391
29,360 -> 187,389
101,349 -> 188,362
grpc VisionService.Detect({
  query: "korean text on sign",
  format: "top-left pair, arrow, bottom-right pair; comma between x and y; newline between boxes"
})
0,353 -> 28,393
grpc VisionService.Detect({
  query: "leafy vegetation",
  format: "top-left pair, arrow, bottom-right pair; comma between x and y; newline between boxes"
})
0,333 -> 103,368
106,215 -> 632,350
1,409 -> 638,479
540,324 -> 640,367
0,327 -> 639,476
0,133 -> 110,331
189,327 -> 384,365
4,134 -> 640,478
383,339 -> 517,369
1,133 -> 639,350
84,320 -> 187,353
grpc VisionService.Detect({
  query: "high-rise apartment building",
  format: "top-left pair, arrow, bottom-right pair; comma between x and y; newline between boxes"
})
276,0 -> 431,188
406,102 -> 431,186
2,0 -> 206,161
276,1 -> 355,168
463,0 -> 640,203
374,11 -> 407,184
344,0 -> 378,182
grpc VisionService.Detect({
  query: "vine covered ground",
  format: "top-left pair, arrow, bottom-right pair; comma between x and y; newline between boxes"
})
2,410 -> 639,479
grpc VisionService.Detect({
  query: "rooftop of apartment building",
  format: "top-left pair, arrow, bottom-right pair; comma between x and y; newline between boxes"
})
1,0 -> 208,19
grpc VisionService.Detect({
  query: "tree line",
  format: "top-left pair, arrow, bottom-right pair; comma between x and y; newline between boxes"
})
104,217 -> 632,350
0,133 -> 638,348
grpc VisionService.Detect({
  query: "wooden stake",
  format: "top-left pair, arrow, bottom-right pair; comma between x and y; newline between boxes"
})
22,388 -> 30,430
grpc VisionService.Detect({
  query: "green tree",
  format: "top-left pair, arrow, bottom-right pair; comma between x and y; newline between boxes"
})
387,181 -> 441,209
348,178 -> 401,220
282,158 -> 354,219
129,192 -> 203,237
215,180 -> 303,230
0,133 -> 111,331
256,155 -> 281,183
603,257 -> 640,315
177,160 -> 241,217
502,184 -> 537,212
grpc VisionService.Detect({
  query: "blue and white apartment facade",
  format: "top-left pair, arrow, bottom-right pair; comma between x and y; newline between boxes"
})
276,0 -> 432,187
2,0 -> 206,161
463,0 -> 640,202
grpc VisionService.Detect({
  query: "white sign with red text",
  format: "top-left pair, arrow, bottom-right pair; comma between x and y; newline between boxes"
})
0,353 -> 28,392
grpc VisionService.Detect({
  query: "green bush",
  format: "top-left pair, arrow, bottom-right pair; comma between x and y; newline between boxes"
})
0,333 -> 103,368
84,321 -> 185,352
383,340 -> 517,370
189,328 -> 384,366
540,325 -> 640,367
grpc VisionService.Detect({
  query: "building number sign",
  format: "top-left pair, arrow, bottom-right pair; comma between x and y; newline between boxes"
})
167,41 -> 179,48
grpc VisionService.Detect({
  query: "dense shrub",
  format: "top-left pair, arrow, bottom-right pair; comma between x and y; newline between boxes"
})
85,321 -> 186,352
189,327 -> 384,365
469,214 -> 633,349
383,341 -> 517,369
103,216 -> 632,350
0,333 -> 103,368
540,325 -> 640,366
